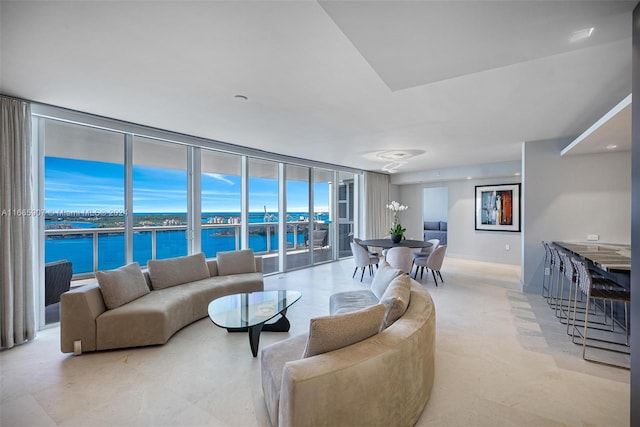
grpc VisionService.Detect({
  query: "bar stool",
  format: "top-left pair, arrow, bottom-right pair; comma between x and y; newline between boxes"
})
556,250 -> 575,323
570,258 -> 630,368
548,246 -> 565,310
541,241 -> 553,300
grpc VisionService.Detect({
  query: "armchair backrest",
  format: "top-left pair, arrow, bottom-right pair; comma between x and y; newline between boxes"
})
385,247 -> 413,273
426,245 -> 447,270
45,260 -> 73,306
350,241 -> 372,267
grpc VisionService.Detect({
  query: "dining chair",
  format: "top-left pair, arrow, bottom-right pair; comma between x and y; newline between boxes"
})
426,245 -> 447,285
350,241 -> 379,282
412,239 -> 439,274
384,246 -> 413,274
353,237 -> 380,258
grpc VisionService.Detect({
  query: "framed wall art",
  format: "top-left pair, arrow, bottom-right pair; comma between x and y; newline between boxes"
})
475,183 -> 521,232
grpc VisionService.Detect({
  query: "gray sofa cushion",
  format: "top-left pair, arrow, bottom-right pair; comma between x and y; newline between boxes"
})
439,221 -> 447,231
302,303 -> 386,358
329,289 -> 379,315
379,274 -> 412,329
216,249 -> 257,276
96,262 -> 150,310
147,253 -> 210,290
370,261 -> 403,299
424,221 -> 440,231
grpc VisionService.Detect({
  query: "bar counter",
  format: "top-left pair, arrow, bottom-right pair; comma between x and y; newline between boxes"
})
553,241 -> 631,330
553,241 -> 631,273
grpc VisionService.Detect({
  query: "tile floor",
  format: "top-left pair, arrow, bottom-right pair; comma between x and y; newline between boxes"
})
0,257 -> 630,426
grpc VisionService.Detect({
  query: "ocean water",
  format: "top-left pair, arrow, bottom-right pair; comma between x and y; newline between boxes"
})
45,212 -> 324,274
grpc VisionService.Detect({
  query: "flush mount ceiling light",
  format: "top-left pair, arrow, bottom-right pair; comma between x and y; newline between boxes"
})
381,161 -> 408,174
373,149 -> 425,174
234,94 -> 248,101
569,27 -> 594,43
376,150 -> 414,161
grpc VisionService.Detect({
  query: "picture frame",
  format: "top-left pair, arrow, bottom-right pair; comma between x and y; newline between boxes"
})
475,183 -> 521,232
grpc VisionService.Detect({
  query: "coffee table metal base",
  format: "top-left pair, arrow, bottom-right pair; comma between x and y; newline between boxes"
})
226,312 -> 291,357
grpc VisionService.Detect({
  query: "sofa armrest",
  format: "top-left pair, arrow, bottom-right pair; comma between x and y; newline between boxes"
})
255,256 -> 263,273
60,283 -> 107,353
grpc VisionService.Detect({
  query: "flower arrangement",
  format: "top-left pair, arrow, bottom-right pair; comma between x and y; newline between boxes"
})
386,201 -> 408,241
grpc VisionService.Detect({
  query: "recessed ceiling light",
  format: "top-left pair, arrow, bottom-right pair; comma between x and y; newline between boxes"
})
569,27 -> 594,43
515,172 -> 521,176
466,176 -> 472,180
234,94 -> 248,101
606,144 -> 618,150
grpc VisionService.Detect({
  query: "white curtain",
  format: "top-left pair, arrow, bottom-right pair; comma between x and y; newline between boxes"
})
1,96 -> 36,349
363,171 -> 390,239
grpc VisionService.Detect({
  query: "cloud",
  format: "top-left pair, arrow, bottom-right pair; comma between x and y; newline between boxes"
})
203,173 -> 234,185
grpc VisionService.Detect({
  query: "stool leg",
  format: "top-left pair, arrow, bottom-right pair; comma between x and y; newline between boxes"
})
582,296 -> 591,360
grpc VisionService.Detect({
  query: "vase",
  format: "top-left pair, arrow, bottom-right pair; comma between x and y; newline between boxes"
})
390,234 -> 402,244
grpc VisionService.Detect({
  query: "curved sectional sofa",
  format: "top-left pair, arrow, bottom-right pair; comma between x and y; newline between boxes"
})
261,264 -> 436,427
60,250 -> 263,354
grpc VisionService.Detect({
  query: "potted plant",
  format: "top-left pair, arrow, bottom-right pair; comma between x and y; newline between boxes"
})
386,201 -> 408,243
389,223 -> 406,243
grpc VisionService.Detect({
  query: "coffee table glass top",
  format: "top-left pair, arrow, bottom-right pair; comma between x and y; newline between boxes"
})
208,290 -> 301,329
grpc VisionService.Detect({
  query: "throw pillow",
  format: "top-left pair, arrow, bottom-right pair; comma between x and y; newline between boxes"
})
302,303 -> 386,358
216,249 -> 257,276
379,274 -> 412,329
96,262 -> 150,310
370,260 -> 403,299
147,253 -> 210,290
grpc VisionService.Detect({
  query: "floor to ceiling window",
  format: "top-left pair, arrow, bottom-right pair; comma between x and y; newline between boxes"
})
43,119 -> 125,324
285,164 -> 311,269
338,172 -> 356,258
200,149 -> 242,258
35,104 -> 362,328
132,136 -> 188,263
248,158 -> 280,274
313,168 -> 334,264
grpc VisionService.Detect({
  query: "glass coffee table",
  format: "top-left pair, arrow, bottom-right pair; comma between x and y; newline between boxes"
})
208,290 -> 301,357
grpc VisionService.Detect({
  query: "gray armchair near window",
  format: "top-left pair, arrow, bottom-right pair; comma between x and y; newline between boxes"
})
45,259 -> 72,323
45,260 -> 72,306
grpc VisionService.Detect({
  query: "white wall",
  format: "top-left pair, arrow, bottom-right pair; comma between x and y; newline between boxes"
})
522,139 -> 631,293
399,177 -> 522,265
423,187 -> 448,221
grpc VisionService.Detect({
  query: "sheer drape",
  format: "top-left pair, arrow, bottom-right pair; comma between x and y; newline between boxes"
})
1,96 -> 36,349
363,171 -> 390,239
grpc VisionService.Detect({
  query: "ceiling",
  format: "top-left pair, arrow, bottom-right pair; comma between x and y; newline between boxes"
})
0,1 -> 634,176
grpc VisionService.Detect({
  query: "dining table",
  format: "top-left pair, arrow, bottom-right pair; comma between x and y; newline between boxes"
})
359,239 -> 433,249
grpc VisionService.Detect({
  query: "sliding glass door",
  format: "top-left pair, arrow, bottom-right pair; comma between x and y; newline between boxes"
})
248,158 -> 279,274
43,120 -> 125,324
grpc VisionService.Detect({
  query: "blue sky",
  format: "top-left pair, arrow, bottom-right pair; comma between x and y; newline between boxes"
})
45,157 -> 329,213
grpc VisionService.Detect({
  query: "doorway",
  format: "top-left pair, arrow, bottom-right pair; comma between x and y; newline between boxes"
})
423,187 -> 448,245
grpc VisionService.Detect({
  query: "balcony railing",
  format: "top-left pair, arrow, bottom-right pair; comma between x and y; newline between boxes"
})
45,221 -> 322,278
